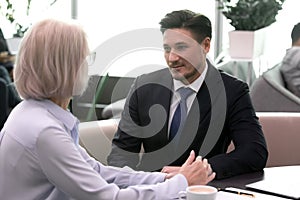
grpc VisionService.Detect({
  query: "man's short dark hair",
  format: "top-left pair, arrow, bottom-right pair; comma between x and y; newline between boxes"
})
291,23 -> 300,45
159,9 -> 212,44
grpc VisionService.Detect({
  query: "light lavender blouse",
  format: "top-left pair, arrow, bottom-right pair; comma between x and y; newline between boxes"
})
0,99 -> 187,200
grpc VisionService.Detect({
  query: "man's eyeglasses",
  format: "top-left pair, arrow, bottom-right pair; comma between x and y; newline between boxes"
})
86,52 -> 96,66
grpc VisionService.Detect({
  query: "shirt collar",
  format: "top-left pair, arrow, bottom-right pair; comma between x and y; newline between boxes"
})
173,60 -> 208,92
35,99 -> 79,132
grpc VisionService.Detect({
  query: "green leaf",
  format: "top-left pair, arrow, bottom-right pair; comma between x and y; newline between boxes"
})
85,73 -> 110,121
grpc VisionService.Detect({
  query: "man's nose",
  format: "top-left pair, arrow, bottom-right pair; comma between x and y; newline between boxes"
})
168,51 -> 180,62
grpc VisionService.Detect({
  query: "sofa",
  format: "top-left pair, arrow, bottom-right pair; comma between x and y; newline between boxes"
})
250,64 -> 300,112
258,112 -> 300,167
79,112 -> 300,168
72,75 -> 134,121
79,119 -> 119,165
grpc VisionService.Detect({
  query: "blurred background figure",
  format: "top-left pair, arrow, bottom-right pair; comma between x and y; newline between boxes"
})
279,22 -> 300,98
0,28 -> 21,129
291,22 -> 300,47
0,28 -> 15,80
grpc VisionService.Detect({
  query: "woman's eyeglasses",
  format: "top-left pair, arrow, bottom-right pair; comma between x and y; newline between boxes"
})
86,52 -> 96,66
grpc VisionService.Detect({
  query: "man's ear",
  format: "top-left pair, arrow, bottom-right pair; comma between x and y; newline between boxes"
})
201,37 -> 211,53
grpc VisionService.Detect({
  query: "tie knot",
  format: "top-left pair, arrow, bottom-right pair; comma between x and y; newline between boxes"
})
177,87 -> 194,101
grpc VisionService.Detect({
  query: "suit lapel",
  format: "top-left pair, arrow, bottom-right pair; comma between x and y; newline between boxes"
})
156,70 -> 173,142
141,69 -> 173,145
179,60 -> 227,157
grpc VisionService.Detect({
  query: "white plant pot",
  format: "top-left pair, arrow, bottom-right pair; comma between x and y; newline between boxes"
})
228,28 -> 266,60
6,37 -> 22,55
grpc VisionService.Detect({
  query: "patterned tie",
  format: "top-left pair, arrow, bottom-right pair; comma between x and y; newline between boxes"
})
169,87 -> 194,141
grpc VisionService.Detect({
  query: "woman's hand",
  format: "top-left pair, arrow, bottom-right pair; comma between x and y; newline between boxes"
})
162,150 -> 215,185
162,166 -> 181,179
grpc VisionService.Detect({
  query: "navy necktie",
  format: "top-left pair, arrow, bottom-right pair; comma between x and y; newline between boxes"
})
169,87 -> 194,141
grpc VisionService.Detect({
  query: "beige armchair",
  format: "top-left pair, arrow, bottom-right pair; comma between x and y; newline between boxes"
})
250,64 -> 300,112
228,112 -> 300,167
257,112 -> 300,167
80,112 -> 300,168
79,119 -> 119,165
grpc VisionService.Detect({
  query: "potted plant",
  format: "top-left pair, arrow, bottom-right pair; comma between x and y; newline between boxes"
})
216,0 -> 286,59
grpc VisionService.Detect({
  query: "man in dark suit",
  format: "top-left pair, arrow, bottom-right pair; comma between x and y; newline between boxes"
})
107,10 -> 268,180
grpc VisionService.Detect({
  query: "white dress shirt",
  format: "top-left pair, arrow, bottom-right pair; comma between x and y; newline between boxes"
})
168,63 -> 208,136
0,99 -> 187,200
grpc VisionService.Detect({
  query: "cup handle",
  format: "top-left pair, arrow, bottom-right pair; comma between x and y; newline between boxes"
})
178,191 -> 187,199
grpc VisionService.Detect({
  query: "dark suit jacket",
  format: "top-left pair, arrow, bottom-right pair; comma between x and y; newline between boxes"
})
107,60 -> 268,179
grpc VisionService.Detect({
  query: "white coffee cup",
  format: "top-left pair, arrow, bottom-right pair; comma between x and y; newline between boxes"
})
179,185 -> 217,200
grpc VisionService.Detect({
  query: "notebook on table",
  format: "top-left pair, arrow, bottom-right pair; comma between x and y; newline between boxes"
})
217,187 -> 289,200
246,176 -> 300,199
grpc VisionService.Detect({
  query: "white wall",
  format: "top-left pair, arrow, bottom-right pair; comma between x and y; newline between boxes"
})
77,0 -> 216,77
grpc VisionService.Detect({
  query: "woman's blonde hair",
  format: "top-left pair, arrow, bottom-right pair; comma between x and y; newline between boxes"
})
14,18 -> 89,100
